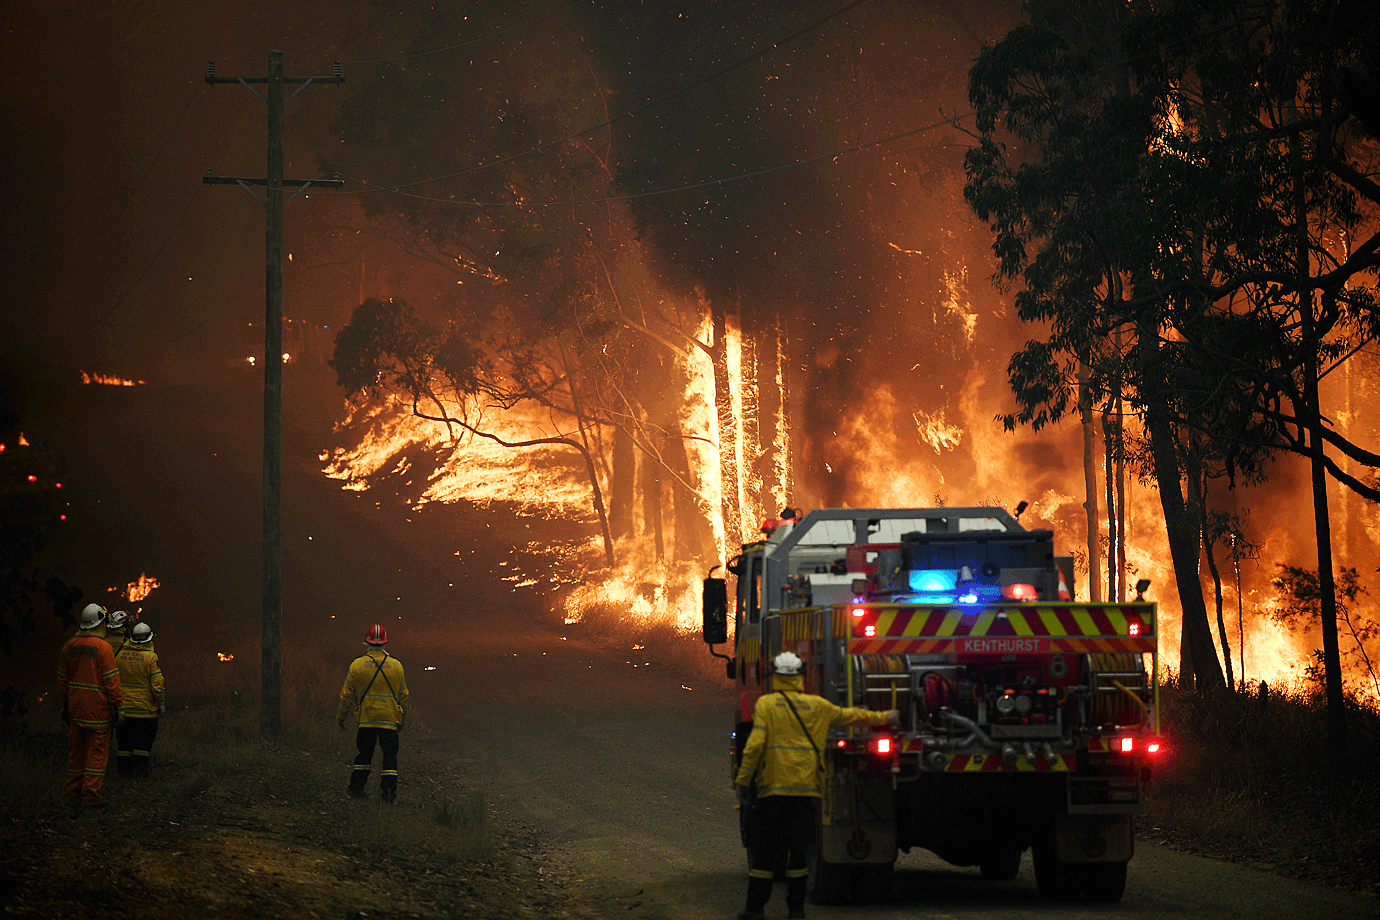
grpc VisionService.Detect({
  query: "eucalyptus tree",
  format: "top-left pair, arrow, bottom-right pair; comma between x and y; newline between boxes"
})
965,0 -> 1380,741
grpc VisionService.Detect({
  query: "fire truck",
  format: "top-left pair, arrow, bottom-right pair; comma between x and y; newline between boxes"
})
702,506 -> 1163,904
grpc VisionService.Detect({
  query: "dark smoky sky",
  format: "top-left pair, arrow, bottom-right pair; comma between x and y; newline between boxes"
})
2,0 -> 1016,391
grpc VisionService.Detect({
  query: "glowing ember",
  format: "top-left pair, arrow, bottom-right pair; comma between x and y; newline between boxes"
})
217,652 -> 234,661
423,666 -> 436,671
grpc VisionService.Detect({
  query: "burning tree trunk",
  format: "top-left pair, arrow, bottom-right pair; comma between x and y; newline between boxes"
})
1144,403 -> 1224,692
1079,359 -> 1102,602
609,426 -> 636,544
711,299 -> 742,554
642,432 -> 665,561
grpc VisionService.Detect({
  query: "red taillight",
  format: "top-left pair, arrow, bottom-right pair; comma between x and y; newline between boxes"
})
863,624 -> 876,638
1146,738 -> 1165,756
1001,583 -> 1038,601
27,474 -> 37,482
1128,621 -> 1141,637
851,607 -> 866,618
868,735 -> 895,758
1116,736 -> 1134,753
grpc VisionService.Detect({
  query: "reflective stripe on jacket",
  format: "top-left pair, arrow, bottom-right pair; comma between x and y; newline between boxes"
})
337,649 -> 408,729
115,644 -> 164,716
58,633 -> 123,728
734,673 -> 890,798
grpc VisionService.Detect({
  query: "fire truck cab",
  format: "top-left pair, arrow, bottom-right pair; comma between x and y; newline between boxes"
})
703,506 -> 1162,904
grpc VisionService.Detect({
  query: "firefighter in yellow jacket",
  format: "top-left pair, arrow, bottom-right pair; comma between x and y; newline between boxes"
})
58,604 -> 123,807
733,651 -> 897,920
337,624 -> 408,802
114,622 -> 165,777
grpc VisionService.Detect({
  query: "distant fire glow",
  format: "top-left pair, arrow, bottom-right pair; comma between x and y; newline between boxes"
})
80,371 -> 144,386
217,652 -> 234,661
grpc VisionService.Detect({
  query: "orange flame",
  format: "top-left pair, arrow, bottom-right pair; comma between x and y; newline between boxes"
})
217,652 -> 234,662
126,573 -> 160,603
80,371 -> 144,386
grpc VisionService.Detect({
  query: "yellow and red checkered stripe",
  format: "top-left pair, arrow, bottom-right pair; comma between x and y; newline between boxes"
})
843,604 -> 1155,656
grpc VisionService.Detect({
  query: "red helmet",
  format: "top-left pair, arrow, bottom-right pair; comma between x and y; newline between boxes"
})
365,624 -> 388,646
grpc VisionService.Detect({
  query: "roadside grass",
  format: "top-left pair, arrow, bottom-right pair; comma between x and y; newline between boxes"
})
1148,681 -> 1380,892
0,641 -> 489,868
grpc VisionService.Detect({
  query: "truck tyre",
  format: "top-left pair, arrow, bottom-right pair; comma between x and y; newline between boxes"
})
806,848 -> 852,905
1079,862 -> 1127,903
979,846 -> 1022,881
849,865 -> 893,904
1032,842 -> 1081,900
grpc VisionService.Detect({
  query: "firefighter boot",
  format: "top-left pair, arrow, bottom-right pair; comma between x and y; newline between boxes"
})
380,774 -> 397,804
348,768 -> 369,799
786,875 -> 807,918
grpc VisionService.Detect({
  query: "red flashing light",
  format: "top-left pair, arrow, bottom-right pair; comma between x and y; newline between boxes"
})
837,739 -> 847,749
851,607 -> 866,618
1146,738 -> 1166,757
873,736 -> 893,755
55,482 -> 62,488
1001,583 -> 1039,601
59,514 -> 67,521
27,474 -> 37,482
863,624 -> 876,638
1117,736 -> 1134,753
1128,621 -> 1141,637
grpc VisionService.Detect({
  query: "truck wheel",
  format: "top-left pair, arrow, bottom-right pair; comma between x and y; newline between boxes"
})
806,848 -> 852,905
1079,862 -> 1127,903
849,865 -> 893,904
979,846 -> 1022,881
1032,842 -> 1080,900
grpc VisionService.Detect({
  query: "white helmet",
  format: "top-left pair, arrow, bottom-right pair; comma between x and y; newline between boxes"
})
773,651 -> 803,675
130,623 -> 154,644
79,604 -> 107,630
107,610 -> 130,631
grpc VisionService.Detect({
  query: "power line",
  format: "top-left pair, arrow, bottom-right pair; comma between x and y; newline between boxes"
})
338,0 -> 875,197
132,83 -> 202,193
340,0 -> 592,66
94,182 -> 205,326
341,113 -> 972,207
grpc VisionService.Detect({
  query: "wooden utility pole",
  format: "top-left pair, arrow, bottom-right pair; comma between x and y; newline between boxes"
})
204,51 -> 343,740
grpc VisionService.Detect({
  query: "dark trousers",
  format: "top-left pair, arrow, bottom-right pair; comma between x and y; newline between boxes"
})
351,727 -> 399,794
116,716 -> 159,777
745,795 -> 815,913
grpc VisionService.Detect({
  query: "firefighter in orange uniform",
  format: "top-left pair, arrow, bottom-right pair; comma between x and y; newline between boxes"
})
57,604 -> 123,807
337,624 -> 408,802
733,651 -> 897,920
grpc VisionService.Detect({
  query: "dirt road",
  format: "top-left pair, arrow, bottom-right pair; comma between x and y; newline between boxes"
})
402,621 -> 1378,920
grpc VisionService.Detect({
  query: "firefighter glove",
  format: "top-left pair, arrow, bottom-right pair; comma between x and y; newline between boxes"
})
734,784 -> 751,806
885,709 -> 901,726
338,718 -> 346,731
115,710 -> 125,727
158,702 -> 167,715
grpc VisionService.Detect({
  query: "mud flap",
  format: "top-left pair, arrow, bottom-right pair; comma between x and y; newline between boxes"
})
818,773 -> 897,867
1051,814 -> 1134,863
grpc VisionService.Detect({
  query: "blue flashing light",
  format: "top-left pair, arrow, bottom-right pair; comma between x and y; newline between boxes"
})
909,569 -> 957,592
